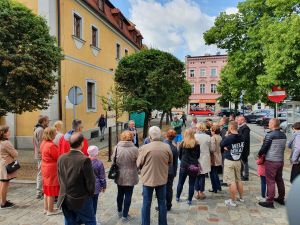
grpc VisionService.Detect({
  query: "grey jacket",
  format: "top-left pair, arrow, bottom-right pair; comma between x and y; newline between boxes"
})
288,131 -> 300,164
258,129 -> 287,162
33,125 -> 44,160
114,141 -> 139,186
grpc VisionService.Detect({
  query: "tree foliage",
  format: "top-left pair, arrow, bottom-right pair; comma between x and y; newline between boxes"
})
115,49 -> 191,137
204,0 -> 300,104
0,0 -> 63,116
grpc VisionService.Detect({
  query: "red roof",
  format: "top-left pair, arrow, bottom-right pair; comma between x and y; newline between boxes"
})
84,0 -> 143,49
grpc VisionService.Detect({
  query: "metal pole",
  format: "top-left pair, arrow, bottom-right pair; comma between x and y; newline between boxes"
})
73,87 -> 77,120
275,102 -> 278,118
108,106 -> 112,162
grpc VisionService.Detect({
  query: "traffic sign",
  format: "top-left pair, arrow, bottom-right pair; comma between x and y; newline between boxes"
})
268,86 -> 286,103
68,86 -> 83,105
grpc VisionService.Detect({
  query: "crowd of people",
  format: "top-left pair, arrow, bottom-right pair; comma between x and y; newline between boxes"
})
1,113 -> 300,225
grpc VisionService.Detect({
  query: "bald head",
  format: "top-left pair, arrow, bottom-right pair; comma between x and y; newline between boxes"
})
269,118 -> 280,130
70,132 -> 84,149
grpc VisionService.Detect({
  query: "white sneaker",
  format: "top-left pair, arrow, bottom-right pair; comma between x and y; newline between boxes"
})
238,198 -> 245,203
225,199 -> 237,207
256,196 -> 266,202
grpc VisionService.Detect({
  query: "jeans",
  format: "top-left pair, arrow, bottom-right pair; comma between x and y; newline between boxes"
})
62,197 -> 96,225
195,174 -> 206,192
166,175 -> 174,210
142,185 -> 167,225
241,158 -> 249,178
117,185 -> 134,218
210,166 -> 221,191
92,194 -> 99,215
290,164 -> 300,183
176,168 -> 197,201
36,159 -> 43,195
99,127 -> 105,140
260,176 -> 266,198
265,160 -> 285,203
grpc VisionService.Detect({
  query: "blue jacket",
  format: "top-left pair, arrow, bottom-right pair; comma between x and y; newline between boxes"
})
163,140 -> 178,177
289,131 -> 300,164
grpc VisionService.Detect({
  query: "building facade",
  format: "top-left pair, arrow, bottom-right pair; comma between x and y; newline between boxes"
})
8,0 -> 143,148
185,54 -> 227,113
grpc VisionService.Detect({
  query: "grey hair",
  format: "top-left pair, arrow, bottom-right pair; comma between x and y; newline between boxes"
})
149,126 -> 161,140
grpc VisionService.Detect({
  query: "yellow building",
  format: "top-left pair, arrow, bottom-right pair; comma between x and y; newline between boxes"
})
9,0 -> 143,148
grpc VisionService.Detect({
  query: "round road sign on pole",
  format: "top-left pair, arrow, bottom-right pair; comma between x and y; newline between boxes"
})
268,86 -> 286,103
68,86 -> 83,105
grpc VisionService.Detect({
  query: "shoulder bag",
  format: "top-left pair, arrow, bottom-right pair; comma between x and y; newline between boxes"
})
108,148 -> 119,180
6,160 -> 21,174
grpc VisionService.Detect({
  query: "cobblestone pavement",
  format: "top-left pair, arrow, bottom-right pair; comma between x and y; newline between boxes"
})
0,171 -> 289,225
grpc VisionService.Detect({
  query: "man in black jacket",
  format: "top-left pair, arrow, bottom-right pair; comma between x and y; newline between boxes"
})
57,133 -> 96,224
237,116 -> 251,181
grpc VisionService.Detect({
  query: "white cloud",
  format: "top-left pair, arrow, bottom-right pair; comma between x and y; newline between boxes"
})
225,7 -> 239,15
129,0 -> 224,59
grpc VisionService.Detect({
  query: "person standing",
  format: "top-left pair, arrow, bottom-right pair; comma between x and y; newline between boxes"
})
128,120 -> 139,148
209,125 -> 222,193
176,129 -> 200,205
180,112 -> 187,127
57,133 -> 96,224
40,127 -> 61,216
114,131 -> 139,221
219,117 -> 229,140
258,118 -> 287,208
194,123 -> 211,200
95,114 -> 106,142
53,120 -> 64,146
59,119 -> 88,156
137,126 -> 172,225
0,125 -> 18,209
87,145 -> 106,222
221,121 -> 245,207
190,116 -> 198,132
237,116 -> 251,181
33,115 -> 49,199
171,116 -> 183,145
289,122 -> 300,183
162,129 -> 178,211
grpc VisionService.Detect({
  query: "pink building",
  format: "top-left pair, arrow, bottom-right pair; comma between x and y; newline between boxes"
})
185,54 -> 227,113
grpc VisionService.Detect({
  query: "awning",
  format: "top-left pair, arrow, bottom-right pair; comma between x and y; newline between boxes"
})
199,99 -> 217,103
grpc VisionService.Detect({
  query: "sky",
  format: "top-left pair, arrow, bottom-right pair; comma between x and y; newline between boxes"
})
110,0 -> 242,60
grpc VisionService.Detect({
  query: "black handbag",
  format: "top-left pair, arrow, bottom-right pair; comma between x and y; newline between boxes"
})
6,160 -> 21,174
108,148 -> 119,180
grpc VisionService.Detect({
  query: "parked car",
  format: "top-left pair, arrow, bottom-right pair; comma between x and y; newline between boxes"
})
190,108 -> 214,116
257,112 -> 287,127
244,109 -> 271,123
217,108 -> 241,117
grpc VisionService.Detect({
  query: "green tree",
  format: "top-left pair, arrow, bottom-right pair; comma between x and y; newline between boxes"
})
115,49 -> 191,138
204,0 -> 300,103
98,85 -> 125,142
0,0 -> 63,116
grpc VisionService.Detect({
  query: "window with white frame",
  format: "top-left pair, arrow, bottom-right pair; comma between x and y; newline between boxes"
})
211,68 -> 217,77
190,69 -> 195,77
200,84 -> 205,94
98,0 -> 104,11
73,13 -> 82,39
91,26 -> 98,47
211,84 -> 217,93
116,43 -> 121,59
87,81 -> 96,110
191,84 -> 195,94
200,68 -> 206,77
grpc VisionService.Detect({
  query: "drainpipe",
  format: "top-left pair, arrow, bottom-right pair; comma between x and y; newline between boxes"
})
57,0 -> 62,120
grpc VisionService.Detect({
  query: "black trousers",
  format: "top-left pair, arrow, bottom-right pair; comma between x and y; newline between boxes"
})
290,164 -> 300,183
166,175 -> 174,210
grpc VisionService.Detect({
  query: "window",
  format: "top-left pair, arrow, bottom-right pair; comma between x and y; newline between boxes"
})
200,68 -> 206,77
125,49 -> 128,56
116,43 -> 121,59
211,84 -> 217,93
91,26 -> 98,47
200,84 -> 205,94
73,14 -> 82,38
98,0 -> 104,11
87,81 -> 96,110
191,84 -> 195,94
189,69 -> 195,77
211,68 -> 217,77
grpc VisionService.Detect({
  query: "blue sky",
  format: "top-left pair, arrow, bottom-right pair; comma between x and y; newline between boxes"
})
110,0 -> 243,59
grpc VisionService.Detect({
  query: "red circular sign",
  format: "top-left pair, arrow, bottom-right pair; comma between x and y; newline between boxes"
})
268,86 -> 286,103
